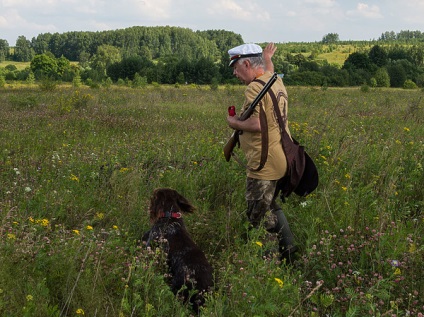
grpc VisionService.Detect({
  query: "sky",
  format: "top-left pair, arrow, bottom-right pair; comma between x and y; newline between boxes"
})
1,0 -> 424,46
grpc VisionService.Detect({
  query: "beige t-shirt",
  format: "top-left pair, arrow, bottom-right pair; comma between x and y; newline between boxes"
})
239,72 -> 290,180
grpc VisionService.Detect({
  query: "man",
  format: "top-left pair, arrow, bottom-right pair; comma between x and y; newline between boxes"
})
226,43 -> 298,262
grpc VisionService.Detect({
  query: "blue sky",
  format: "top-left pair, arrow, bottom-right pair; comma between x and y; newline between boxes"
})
1,0 -> 424,45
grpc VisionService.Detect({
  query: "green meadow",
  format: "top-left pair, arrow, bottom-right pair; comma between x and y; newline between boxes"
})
0,84 -> 423,316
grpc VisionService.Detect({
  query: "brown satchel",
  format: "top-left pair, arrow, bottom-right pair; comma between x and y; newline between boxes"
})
258,81 -> 318,200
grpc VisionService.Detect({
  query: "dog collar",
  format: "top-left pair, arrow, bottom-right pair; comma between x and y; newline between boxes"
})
159,211 -> 182,219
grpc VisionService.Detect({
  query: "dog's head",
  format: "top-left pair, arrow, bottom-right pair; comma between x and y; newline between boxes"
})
148,188 -> 195,223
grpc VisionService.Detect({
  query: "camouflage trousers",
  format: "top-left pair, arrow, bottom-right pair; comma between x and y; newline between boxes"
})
245,177 -> 280,231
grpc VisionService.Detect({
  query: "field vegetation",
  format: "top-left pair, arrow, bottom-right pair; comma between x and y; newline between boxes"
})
0,82 -> 423,316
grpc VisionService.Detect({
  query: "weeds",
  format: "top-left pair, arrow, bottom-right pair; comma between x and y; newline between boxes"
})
0,85 -> 423,316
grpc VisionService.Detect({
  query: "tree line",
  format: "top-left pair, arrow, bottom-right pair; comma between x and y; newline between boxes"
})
1,27 -> 424,88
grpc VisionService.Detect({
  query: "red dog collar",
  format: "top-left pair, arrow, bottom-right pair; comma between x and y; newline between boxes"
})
159,211 -> 182,219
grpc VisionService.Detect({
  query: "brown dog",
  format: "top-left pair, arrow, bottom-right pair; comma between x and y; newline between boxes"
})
142,188 -> 214,313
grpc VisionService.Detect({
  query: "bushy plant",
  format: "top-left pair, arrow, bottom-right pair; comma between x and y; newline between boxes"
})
403,79 -> 418,89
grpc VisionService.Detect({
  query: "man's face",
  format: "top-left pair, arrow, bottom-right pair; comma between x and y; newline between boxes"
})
232,59 -> 252,85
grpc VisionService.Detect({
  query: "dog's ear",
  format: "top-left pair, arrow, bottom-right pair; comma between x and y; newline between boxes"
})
149,189 -> 164,222
174,190 -> 195,214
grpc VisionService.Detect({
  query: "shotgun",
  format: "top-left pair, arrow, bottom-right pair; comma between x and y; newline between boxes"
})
223,72 -> 278,162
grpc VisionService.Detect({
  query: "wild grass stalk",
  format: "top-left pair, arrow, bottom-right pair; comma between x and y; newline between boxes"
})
0,85 -> 422,316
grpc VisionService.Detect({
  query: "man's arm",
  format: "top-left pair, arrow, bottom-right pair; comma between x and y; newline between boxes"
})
263,42 -> 276,73
227,115 -> 261,132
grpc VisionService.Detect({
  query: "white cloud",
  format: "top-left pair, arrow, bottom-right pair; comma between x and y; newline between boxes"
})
207,0 -> 269,21
133,0 -> 172,20
304,0 -> 337,7
1,0 -> 424,45
347,3 -> 383,19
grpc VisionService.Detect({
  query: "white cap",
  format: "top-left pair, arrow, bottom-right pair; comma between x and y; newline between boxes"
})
228,43 -> 262,67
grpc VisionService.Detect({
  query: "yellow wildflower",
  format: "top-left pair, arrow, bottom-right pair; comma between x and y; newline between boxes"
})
403,127 -> 410,132
26,295 -> 33,301
37,218 -> 49,227
70,174 -> 79,182
86,225 -> 93,230
95,212 -> 105,220
274,278 -> 284,288
113,225 -> 119,230
7,233 -> 16,240
255,241 -> 263,247
76,308 -> 85,315
73,230 -> 80,235
394,268 -> 401,275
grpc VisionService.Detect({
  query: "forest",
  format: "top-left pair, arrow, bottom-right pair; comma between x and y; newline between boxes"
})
1,26 -> 424,88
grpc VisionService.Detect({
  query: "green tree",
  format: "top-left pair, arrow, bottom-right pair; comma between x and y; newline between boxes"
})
78,51 -> 91,68
30,54 -> 58,79
0,39 -> 9,62
403,79 -> 417,89
176,72 -> 185,84
90,45 -> 122,79
387,64 -> 407,87
132,73 -> 147,88
408,45 -> 424,67
343,52 -> 371,70
26,71 -> 35,85
32,33 -> 52,55
73,74 -> 82,87
322,33 -> 339,44
369,45 -> 388,67
374,67 -> 390,87
56,55 -> 71,77
14,36 -> 34,62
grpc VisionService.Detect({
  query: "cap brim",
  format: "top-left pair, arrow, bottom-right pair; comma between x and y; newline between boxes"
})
229,58 -> 240,67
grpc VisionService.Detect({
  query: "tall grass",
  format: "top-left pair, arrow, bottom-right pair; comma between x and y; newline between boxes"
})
0,84 -> 423,316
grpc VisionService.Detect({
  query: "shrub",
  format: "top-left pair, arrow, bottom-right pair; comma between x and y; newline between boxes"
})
403,79 -> 418,89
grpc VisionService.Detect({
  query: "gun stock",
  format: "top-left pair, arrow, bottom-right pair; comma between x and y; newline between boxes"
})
224,73 -> 278,162
223,131 -> 239,162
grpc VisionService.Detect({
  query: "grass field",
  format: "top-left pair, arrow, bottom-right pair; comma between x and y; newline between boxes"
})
0,61 -> 30,70
0,83 -> 423,316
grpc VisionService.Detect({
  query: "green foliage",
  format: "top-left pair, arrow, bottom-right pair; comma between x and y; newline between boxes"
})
0,86 -> 422,316
321,33 -> 340,44
26,71 -> 35,85
132,73 -> 147,88
374,67 -> 390,87
369,45 -> 388,67
31,54 -> 58,79
14,35 -> 34,62
388,64 -> 407,87
4,28 -> 424,88
72,74 -> 82,87
38,76 -> 57,91
403,79 -> 418,89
